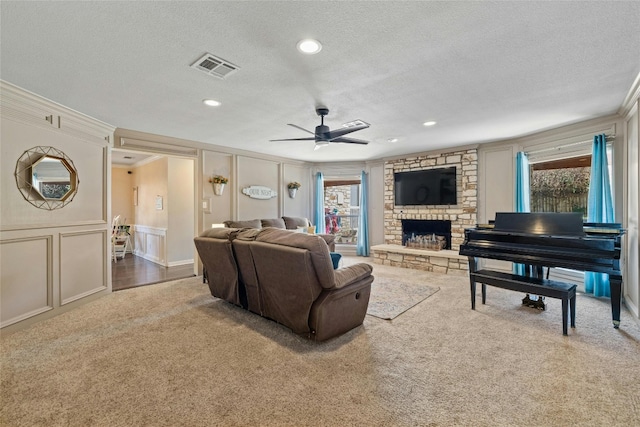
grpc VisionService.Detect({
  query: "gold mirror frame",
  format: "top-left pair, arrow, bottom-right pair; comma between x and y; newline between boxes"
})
14,146 -> 80,210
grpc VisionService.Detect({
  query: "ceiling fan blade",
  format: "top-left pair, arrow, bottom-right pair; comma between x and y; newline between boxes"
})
327,123 -> 370,140
269,137 -> 316,142
330,137 -> 369,145
287,124 -> 316,135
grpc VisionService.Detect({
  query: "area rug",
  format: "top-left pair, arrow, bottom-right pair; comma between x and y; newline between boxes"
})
366,277 -> 440,320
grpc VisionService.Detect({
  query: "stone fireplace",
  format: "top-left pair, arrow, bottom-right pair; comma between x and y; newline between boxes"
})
371,147 -> 478,273
383,148 -> 478,251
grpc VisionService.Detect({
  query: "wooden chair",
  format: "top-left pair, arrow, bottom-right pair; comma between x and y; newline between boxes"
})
111,215 -> 131,262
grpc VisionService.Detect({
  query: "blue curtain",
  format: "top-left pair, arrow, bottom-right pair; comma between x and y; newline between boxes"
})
514,152 -> 530,275
585,134 -> 614,297
356,171 -> 369,256
313,172 -> 324,234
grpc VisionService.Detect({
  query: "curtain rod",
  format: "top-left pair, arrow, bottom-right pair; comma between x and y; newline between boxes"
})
526,134 -> 615,156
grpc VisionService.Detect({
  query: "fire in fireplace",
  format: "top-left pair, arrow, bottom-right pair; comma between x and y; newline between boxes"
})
401,219 -> 452,250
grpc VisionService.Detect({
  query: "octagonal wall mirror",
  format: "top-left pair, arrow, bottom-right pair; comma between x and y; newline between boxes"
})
15,146 -> 80,210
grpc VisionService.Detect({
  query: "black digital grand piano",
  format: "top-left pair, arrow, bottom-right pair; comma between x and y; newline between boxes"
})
459,212 -> 624,333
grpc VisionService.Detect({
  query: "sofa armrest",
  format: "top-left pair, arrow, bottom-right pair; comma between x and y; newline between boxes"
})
318,234 -> 335,252
332,263 -> 373,289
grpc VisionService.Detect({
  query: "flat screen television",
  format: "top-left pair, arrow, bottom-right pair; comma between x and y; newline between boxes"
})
394,166 -> 457,206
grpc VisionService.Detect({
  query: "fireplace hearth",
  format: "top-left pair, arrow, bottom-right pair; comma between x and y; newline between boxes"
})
401,219 -> 452,250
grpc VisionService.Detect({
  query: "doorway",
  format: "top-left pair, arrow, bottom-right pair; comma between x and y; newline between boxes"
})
111,149 -> 196,291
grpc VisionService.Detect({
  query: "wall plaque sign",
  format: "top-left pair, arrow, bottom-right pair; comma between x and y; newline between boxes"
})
242,185 -> 278,200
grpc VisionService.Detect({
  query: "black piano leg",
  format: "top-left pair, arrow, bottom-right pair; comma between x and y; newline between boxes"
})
561,297 -> 569,335
610,276 -> 622,328
570,294 -> 576,328
468,257 -> 478,310
470,280 -> 476,310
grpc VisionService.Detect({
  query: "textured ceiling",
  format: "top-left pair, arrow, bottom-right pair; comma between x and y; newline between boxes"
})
2,1 -> 639,162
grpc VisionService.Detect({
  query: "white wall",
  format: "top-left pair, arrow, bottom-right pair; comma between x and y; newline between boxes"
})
622,78 -> 639,318
0,81 -> 114,332
283,163 -> 311,219
202,151 -> 233,229
168,157 -> 195,265
129,156 -> 195,266
134,157 -> 169,229
368,162 -> 385,246
111,167 -> 134,225
237,156 -> 280,220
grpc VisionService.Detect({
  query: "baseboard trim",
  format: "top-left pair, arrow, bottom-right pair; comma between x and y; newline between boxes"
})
167,259 -> 194,267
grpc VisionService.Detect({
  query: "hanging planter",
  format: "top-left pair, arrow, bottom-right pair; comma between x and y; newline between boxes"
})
287,182 -> 301,199
209,175 -> 228,196
213,183 -> 225,196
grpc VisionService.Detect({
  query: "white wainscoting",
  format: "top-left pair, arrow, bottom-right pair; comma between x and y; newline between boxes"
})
133,225 -> 168,266
60,229 -> 108,305
0,235 -> 53,328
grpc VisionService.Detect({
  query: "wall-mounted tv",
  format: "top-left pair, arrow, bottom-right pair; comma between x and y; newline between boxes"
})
394,166 -> 457,206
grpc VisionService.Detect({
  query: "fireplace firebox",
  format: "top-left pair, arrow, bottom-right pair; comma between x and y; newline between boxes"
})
401,219 -> 452,250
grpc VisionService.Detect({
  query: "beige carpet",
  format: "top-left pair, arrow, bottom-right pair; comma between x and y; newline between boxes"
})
367,277 -> 439,320
2,257 -> 640,427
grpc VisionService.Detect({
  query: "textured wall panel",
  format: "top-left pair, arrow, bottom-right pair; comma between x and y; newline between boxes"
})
60,230 -> 107,305
0,236 -> 52,327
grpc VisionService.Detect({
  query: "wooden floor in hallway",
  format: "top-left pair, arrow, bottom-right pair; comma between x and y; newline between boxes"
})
112,254 -> 196,291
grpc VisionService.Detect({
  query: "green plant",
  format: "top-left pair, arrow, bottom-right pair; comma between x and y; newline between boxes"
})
287,181 -> 301,189
209,175 -> 228,184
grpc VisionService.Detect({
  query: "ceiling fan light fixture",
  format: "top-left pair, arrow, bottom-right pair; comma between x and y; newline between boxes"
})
203,99 -> 221,107
342,119 -> 369,128
314,141 -> 330,150
297,39 -> 322,54
423,121 -> 437,127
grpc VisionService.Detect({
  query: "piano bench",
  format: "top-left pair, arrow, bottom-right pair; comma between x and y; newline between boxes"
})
470,269 -> 577,335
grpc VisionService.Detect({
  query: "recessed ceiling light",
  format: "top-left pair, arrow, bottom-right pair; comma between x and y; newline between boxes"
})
297,39 -> 322,54
423,121 -> 437,127
203,99 -> 221,107
387,138 -> 398,143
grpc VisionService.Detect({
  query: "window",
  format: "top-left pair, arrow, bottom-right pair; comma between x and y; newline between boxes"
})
530,155 -> 591,218
529,145 -> 613,220
323,178 -> 361,244
527,142 -> 613,286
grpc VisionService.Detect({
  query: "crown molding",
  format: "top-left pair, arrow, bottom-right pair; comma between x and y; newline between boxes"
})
618,71 -> 640,117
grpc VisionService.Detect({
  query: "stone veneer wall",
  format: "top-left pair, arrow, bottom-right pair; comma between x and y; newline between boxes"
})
384,148 -> 478,251
325,185 -> 352,212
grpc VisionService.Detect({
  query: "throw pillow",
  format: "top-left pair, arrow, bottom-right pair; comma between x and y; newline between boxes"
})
329,252 -> 342,269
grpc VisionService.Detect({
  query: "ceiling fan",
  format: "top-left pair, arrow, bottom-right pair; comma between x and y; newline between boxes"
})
270,107 -> 370,150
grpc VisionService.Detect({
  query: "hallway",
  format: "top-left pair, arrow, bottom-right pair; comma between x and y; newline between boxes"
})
112,254 -> 195,291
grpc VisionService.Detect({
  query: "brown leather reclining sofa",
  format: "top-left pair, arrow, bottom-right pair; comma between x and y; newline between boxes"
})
222,216 -> 336,251
194,227 -> 373,341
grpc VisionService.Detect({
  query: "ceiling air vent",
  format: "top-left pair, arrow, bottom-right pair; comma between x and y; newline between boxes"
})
190,53 -> 239,79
